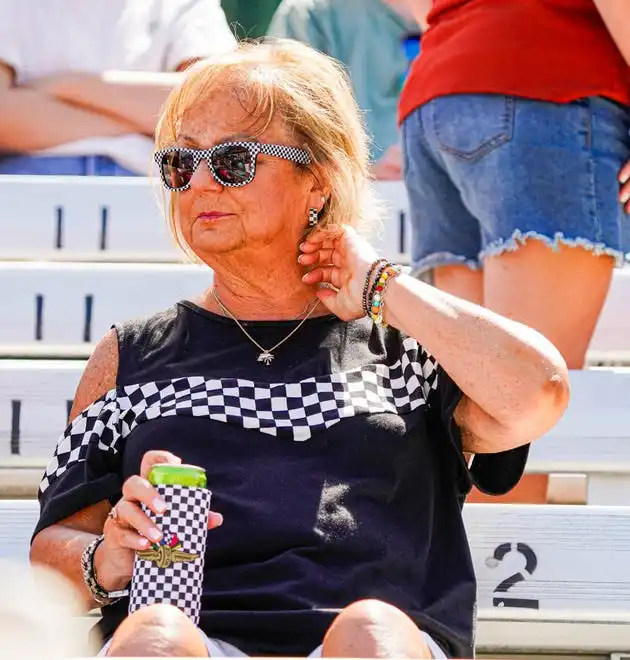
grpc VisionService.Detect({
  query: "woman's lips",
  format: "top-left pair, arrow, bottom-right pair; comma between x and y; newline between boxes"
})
196,212 -> 232,221
198,211 -> 230,218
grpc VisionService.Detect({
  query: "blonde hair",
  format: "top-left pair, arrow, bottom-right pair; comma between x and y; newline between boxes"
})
154,39 -> 381,259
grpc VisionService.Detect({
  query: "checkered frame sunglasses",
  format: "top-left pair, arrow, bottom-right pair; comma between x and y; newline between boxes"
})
154,141 -> 312,191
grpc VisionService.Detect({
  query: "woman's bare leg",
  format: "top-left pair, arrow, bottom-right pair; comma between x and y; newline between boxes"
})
106,604 -> 208,657
321,599 -> 434,658
431,265 -> 484,306
483,240 -> 614,369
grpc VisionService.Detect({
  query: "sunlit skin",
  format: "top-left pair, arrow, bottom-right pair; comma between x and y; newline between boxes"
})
171,91 -> 332,321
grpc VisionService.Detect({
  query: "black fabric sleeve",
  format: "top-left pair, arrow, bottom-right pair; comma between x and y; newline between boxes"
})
32,395 -> 124,541
430,364 -> 529,497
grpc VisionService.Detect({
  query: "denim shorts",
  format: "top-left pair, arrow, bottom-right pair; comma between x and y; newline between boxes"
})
401,94 -> 630,275
0,154 -> 137,176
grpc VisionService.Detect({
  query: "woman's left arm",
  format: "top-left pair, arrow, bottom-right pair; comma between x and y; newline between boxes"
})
300,228 -> 570,455
383,275 -> 570,454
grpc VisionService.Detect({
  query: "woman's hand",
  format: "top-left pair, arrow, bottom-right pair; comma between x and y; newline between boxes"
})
299,225 -> 380,320
620,160 -> 630,214
95,450 -> 222,591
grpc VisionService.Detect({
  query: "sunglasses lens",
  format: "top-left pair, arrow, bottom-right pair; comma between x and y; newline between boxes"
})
211,144 -> 254,185
160,150 -> 194,189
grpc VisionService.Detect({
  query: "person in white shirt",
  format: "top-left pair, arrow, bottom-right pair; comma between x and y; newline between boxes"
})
0,0 -> 236,176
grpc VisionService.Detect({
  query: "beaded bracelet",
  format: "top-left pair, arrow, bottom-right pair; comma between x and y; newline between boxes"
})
369,264 -> 402,326
365,260 -> 391,315
362,259 -> 387,315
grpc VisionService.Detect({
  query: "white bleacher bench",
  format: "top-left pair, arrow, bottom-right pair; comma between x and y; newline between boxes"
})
0,261 -> 212,347
2,366 -> 629,504
4,499 -> 630,657
0,260 -> 628,365
0,176 -> 178,263
1,176 -> 629,364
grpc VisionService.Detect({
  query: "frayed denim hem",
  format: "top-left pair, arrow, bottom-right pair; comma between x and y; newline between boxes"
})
411,252 -> 481,279
479,230 -> 628,267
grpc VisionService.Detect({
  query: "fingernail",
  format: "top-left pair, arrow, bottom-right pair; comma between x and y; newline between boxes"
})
297,255 -> 305,263
148,528 -> 162,541
139,538 -> 150,549
153,498 -> 167,513
621,191 -> 630,204
213,513 -> 224,526
620,172 -> 630,184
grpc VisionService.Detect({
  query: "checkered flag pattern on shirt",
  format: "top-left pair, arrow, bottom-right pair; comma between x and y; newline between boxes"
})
39,338 -> 441,496
128,484 -> 212,623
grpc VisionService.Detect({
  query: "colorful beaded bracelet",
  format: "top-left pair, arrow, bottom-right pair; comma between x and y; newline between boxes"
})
369,264 -> 402,326
362,259 -> 387,315
365,260 -> 391,315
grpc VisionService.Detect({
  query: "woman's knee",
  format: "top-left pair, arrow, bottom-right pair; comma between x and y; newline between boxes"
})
106,604 -> 208,657
322,599 -> 432,658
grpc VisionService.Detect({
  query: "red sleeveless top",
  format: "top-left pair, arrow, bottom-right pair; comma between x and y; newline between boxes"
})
399,0 -> 630,123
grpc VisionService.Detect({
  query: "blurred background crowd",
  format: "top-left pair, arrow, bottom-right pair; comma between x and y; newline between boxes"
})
0,0 -> 417,179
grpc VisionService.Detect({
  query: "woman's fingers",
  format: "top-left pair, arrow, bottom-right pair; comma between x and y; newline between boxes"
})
110,525 -> 153,552
139,450 -> 182,480
300,234 -> 338,252
115,498 -> 163,544
302,266 -> 343,289
109,499 -> 223,550
208,511 -> 224,530
122,475 -> 166,516
298,248 -> 341,267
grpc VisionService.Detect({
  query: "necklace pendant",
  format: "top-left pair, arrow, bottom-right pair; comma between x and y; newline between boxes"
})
257,351 -> 274,365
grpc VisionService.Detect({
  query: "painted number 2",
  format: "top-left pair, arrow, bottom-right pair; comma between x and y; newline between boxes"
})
487,542 -> 540,609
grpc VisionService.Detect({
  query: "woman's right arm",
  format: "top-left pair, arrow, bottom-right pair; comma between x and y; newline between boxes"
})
29,330 -> 169,610
29,329 -> 120,610
30,330 -> 220,611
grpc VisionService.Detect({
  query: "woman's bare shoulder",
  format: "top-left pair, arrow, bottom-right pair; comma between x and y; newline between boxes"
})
69,328 -> 119,422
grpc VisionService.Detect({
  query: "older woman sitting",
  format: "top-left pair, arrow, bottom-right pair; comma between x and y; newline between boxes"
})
30,40 -> 569,659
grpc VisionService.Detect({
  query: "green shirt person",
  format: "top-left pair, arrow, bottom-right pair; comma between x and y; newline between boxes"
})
222,0 -> 282,39
269,0 -> 417,179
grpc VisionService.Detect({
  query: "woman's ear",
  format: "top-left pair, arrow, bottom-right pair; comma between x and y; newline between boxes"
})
305,167 -> 329,210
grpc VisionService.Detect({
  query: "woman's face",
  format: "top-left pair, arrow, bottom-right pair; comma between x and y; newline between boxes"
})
173,92 -> 321,263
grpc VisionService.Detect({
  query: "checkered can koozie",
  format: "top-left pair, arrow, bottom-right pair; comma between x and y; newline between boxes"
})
128,484 -> 212,624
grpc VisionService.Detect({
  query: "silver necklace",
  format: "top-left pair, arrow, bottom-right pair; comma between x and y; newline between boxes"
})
212,289 -> 321,365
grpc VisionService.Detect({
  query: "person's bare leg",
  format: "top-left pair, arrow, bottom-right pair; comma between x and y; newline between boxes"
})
431,265 -> 484,306
321,599 -> 433,658
483,240 -> 614,369
106,604 -> 208,657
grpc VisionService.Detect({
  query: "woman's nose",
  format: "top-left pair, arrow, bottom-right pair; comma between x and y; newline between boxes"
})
190,158 -> 222,191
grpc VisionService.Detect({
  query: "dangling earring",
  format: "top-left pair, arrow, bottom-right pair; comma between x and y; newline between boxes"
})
308,208 -> 319,227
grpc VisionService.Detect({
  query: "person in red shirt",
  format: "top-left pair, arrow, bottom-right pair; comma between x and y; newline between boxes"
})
400,0 -> 629,368
400,0 -> 629,504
